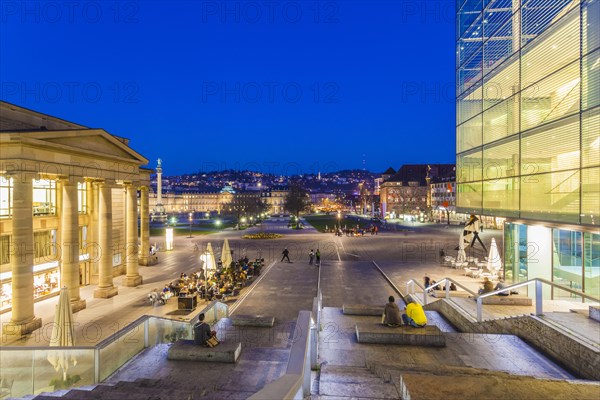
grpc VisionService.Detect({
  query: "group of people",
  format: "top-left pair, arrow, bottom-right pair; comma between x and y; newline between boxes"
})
424,274 -> 457,292
382,296 -> 428,328
478,277 -> 509,295
149,257 -> 265,306
308,249 -> 321,266
334,224 -> 378,237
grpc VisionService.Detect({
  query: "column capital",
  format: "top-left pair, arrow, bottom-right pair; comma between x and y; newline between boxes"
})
120,180 -> 140,188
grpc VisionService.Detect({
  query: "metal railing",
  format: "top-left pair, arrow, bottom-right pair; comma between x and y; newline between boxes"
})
0,301 -> 229,398
406,277 -> 476,306
476,278 -> 600,322
406,277 -> 600,322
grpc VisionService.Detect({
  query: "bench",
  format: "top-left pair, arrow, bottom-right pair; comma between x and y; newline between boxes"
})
355,323 -> 445,347
343,304 -> 383,316
480,296 -> 532,306
167,340 -> 241,363
231,314 -> 275,327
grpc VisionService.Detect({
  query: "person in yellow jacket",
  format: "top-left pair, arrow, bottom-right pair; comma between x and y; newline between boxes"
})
402,301 -> 427,327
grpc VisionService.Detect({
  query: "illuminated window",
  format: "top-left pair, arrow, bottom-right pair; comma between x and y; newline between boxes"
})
0,176 -> 13,218
0,235 -> 10,265
32,179 -> 56,216
34,230 -> 56,261
78,182 -> 87,214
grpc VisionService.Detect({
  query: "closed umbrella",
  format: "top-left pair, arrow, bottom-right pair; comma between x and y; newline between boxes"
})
486,238 -> 502,274
47,287 -> 77,381
206,242 -> 217,271
221,239 -> 232,269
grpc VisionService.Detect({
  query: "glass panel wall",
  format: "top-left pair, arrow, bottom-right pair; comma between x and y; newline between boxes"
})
456,0 -> 599,225
584,232 -> 600,298
581,167 -> 600,225
520,170 -> 580,223
552,229 -> 583,299
521,115 -> 580,174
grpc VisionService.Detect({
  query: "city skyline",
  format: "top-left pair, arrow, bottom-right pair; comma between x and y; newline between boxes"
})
0,1 -> 456,175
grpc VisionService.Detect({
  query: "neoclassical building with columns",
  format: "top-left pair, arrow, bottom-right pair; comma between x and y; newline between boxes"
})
0,101 -> 152,336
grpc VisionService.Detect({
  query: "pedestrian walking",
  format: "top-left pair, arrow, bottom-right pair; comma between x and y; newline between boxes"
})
309,249 -> 315,265
315,249 -> 321,267
281,247 -> 291,263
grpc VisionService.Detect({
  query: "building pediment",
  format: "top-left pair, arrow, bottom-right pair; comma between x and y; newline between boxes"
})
15,130 -> 148,165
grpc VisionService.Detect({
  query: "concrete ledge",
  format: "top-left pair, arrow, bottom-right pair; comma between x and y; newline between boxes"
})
481,296 -> 532,306
355,323 -> 445,347
167,340 -> 241,363
343,304 -> 383,316
432,291 -> 471,298
589,306 -> 600,323
231,314 -> 275,327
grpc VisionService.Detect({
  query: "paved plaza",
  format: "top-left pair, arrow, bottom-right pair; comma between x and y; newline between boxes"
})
2,219 -> 598,399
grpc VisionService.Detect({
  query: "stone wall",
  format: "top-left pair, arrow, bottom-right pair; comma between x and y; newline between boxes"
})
425,299 -> 600,381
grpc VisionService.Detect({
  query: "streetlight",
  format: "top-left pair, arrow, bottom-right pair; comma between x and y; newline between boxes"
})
215,219 -> 221,227
188,212 -> 193,238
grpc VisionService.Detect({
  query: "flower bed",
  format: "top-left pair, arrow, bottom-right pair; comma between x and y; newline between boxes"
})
242,233 -> 283,239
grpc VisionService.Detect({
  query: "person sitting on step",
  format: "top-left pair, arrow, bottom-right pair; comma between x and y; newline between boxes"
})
193,313 -> 217,346
382,296 -> 403,327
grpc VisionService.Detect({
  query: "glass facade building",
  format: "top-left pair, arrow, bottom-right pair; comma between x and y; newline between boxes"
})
456,0 -> 599,297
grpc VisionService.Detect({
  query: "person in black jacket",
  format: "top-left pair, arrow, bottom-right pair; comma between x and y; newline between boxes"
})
281,248 -> 291,262
193,313 -> 216,346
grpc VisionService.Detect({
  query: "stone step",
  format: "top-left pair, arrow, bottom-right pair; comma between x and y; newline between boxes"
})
342,304 -> 383,316
230,314 -> 275,327
368,361 -> 600,400
356,323 -> 446,346
318,364 -> 400,399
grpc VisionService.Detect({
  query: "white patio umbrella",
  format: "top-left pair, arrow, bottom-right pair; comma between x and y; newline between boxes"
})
47,287 -> 77,381
221,238 -> 232,269
206,242 -> 217,271
486,238 -> 502,273
457,230 -> 467,263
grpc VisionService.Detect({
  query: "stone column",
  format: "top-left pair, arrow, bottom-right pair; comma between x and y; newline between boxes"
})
124,184 -> 142,286
94,182 -> 118,298
6,176 -> 42,336
139,186 -> 151,266
61,180 -> 86,312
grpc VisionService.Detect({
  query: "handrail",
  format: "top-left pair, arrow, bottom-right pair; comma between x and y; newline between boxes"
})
476,277 -> 600,322
406,278 -> 476,305
407,276 -> 600,322
0,302 -> 230,398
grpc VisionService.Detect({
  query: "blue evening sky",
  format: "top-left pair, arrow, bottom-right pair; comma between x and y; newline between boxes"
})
1,1 -> 456,176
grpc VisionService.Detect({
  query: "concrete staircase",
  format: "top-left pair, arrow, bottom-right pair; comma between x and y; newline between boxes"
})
367,362 -> 600,400
19,378 -> 221,400
314,364 -> 400,399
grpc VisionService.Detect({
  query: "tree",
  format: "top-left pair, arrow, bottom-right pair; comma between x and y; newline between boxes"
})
226,195 -> 269,227
284,184 -> 311,227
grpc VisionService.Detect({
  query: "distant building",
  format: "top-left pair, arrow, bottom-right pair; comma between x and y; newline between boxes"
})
0,101 -> 151,335
261,187 -> 289,215
379,164 -> 454,219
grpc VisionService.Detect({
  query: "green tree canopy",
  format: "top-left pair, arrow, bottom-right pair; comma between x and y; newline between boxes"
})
284,184 -> 311,219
